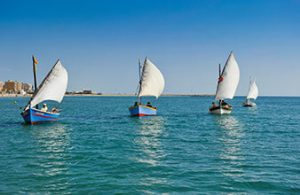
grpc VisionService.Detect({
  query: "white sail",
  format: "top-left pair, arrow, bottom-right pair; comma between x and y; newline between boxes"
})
138,58 -> 165,98
30,60 -> 68,108
247,80 -> 258,100
215,52 -> 240,100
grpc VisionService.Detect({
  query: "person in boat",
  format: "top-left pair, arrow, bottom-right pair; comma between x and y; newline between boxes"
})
211,102 -> 217,108
146,102 -> 152,107
220,100 -> 226,105
221,100 -> 232,108
134,101 -> 138,107
51,107 -> 59,113
40,103 -> 48,112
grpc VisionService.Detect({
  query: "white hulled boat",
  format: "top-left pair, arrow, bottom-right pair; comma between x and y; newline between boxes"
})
243,79 -> 258,107
209,52 -> 240,114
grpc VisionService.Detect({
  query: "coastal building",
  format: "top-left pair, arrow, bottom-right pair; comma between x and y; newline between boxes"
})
0,81 -> 4,92
16,82 -> 22,92
2,80 -> 33,94
82,90 -> 93,94
3,80 -> 17,93
22,83 -> 33,93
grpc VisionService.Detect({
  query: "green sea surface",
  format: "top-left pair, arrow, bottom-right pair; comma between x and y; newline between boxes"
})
0,96 -> 299,194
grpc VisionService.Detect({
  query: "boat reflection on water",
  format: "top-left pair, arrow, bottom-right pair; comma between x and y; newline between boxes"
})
25,123 -> 71,191
133,116 -> 166,166
215,115 -> 242,131
215,116 -> 245,179
132,116 -> 168,189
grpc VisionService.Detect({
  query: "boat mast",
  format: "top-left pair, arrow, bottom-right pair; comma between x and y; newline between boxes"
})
138,58 -> 142,103
218,64 -> 222,106
32,55 -> 38,109
247,76 -> 251,101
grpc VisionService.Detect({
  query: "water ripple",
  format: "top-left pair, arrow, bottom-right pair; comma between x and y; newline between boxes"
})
0,96 -> 299,193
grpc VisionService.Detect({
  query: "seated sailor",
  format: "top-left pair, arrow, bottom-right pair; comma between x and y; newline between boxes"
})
211,102 -> 217,108
40,103 -> 48,112
221,100 -> 232,108
146,101 -> 152,107
51,107 -> 59,113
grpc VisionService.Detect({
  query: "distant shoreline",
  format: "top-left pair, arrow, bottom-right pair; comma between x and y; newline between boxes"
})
1,94 -> 299,98
0,93 -> 213,98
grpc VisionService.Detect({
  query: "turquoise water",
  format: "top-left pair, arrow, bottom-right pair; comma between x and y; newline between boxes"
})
0,96 -> 299,194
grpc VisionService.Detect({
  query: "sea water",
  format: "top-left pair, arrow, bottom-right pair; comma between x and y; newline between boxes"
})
0,96 -> 299,193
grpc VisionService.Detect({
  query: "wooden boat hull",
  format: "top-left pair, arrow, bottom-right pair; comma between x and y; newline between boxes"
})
21,108 -> 60,124
129,105 -> 157,116
209,106 -> 232,115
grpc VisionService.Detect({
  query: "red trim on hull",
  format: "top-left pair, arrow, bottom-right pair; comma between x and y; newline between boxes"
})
132,113 -> 156,117
27,119 -> 58,125
33,113 -> 58,119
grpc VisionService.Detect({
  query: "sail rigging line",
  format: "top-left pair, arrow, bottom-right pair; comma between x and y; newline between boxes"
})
215,52 -> 240,101
138,58 -> 144,103
30,59 -> 60,103
137,58 -> 165,99
218,64 -> 222,106
134,59 -> 141,97
29,59 -> 68,108
139,58 -> 148,102
137,58 -> 146,98
32,55 -> 39,108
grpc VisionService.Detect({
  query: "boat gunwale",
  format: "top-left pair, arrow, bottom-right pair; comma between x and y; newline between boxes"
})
209,105 -> 232,112
29,107 -> 61,115
129,104 -> 157,111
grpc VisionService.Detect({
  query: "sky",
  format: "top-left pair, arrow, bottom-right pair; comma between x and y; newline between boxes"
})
0,0 -> 299,96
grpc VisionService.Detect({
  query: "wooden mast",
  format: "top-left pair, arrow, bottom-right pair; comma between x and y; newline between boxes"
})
138,58 -> 141,103
219,64 -> 222,107
32,55 -> 38,109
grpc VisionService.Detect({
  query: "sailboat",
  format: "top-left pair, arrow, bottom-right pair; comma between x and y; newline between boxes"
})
209,52 -> 240,114
243,79 -> 258,107
129,58 -> 165,116
21,57 -> 68,124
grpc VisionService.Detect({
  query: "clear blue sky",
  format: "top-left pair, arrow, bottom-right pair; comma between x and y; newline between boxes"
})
0,0 -> 299,96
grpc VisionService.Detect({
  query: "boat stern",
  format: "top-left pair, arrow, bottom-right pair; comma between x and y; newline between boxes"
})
209,106 -> 232,115
129,105 -> 157,116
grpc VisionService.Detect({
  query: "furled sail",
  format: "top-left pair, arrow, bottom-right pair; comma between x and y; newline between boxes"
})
30,60 -> 68,108
138,58 -> 165,98
215,52 -> 240,100
247,80 -> 258,100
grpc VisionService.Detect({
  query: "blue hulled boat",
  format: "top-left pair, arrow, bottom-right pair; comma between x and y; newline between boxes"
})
21,57 -> 68,124
22,108 -> 60,124
129,104 -> 157,116
129,58 -> 165,117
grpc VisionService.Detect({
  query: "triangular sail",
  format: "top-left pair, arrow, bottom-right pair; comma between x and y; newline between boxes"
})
30,60 -> 68,108
215,52 -> 240,100
138,58 -> 165,98
247,80 -> 258,100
